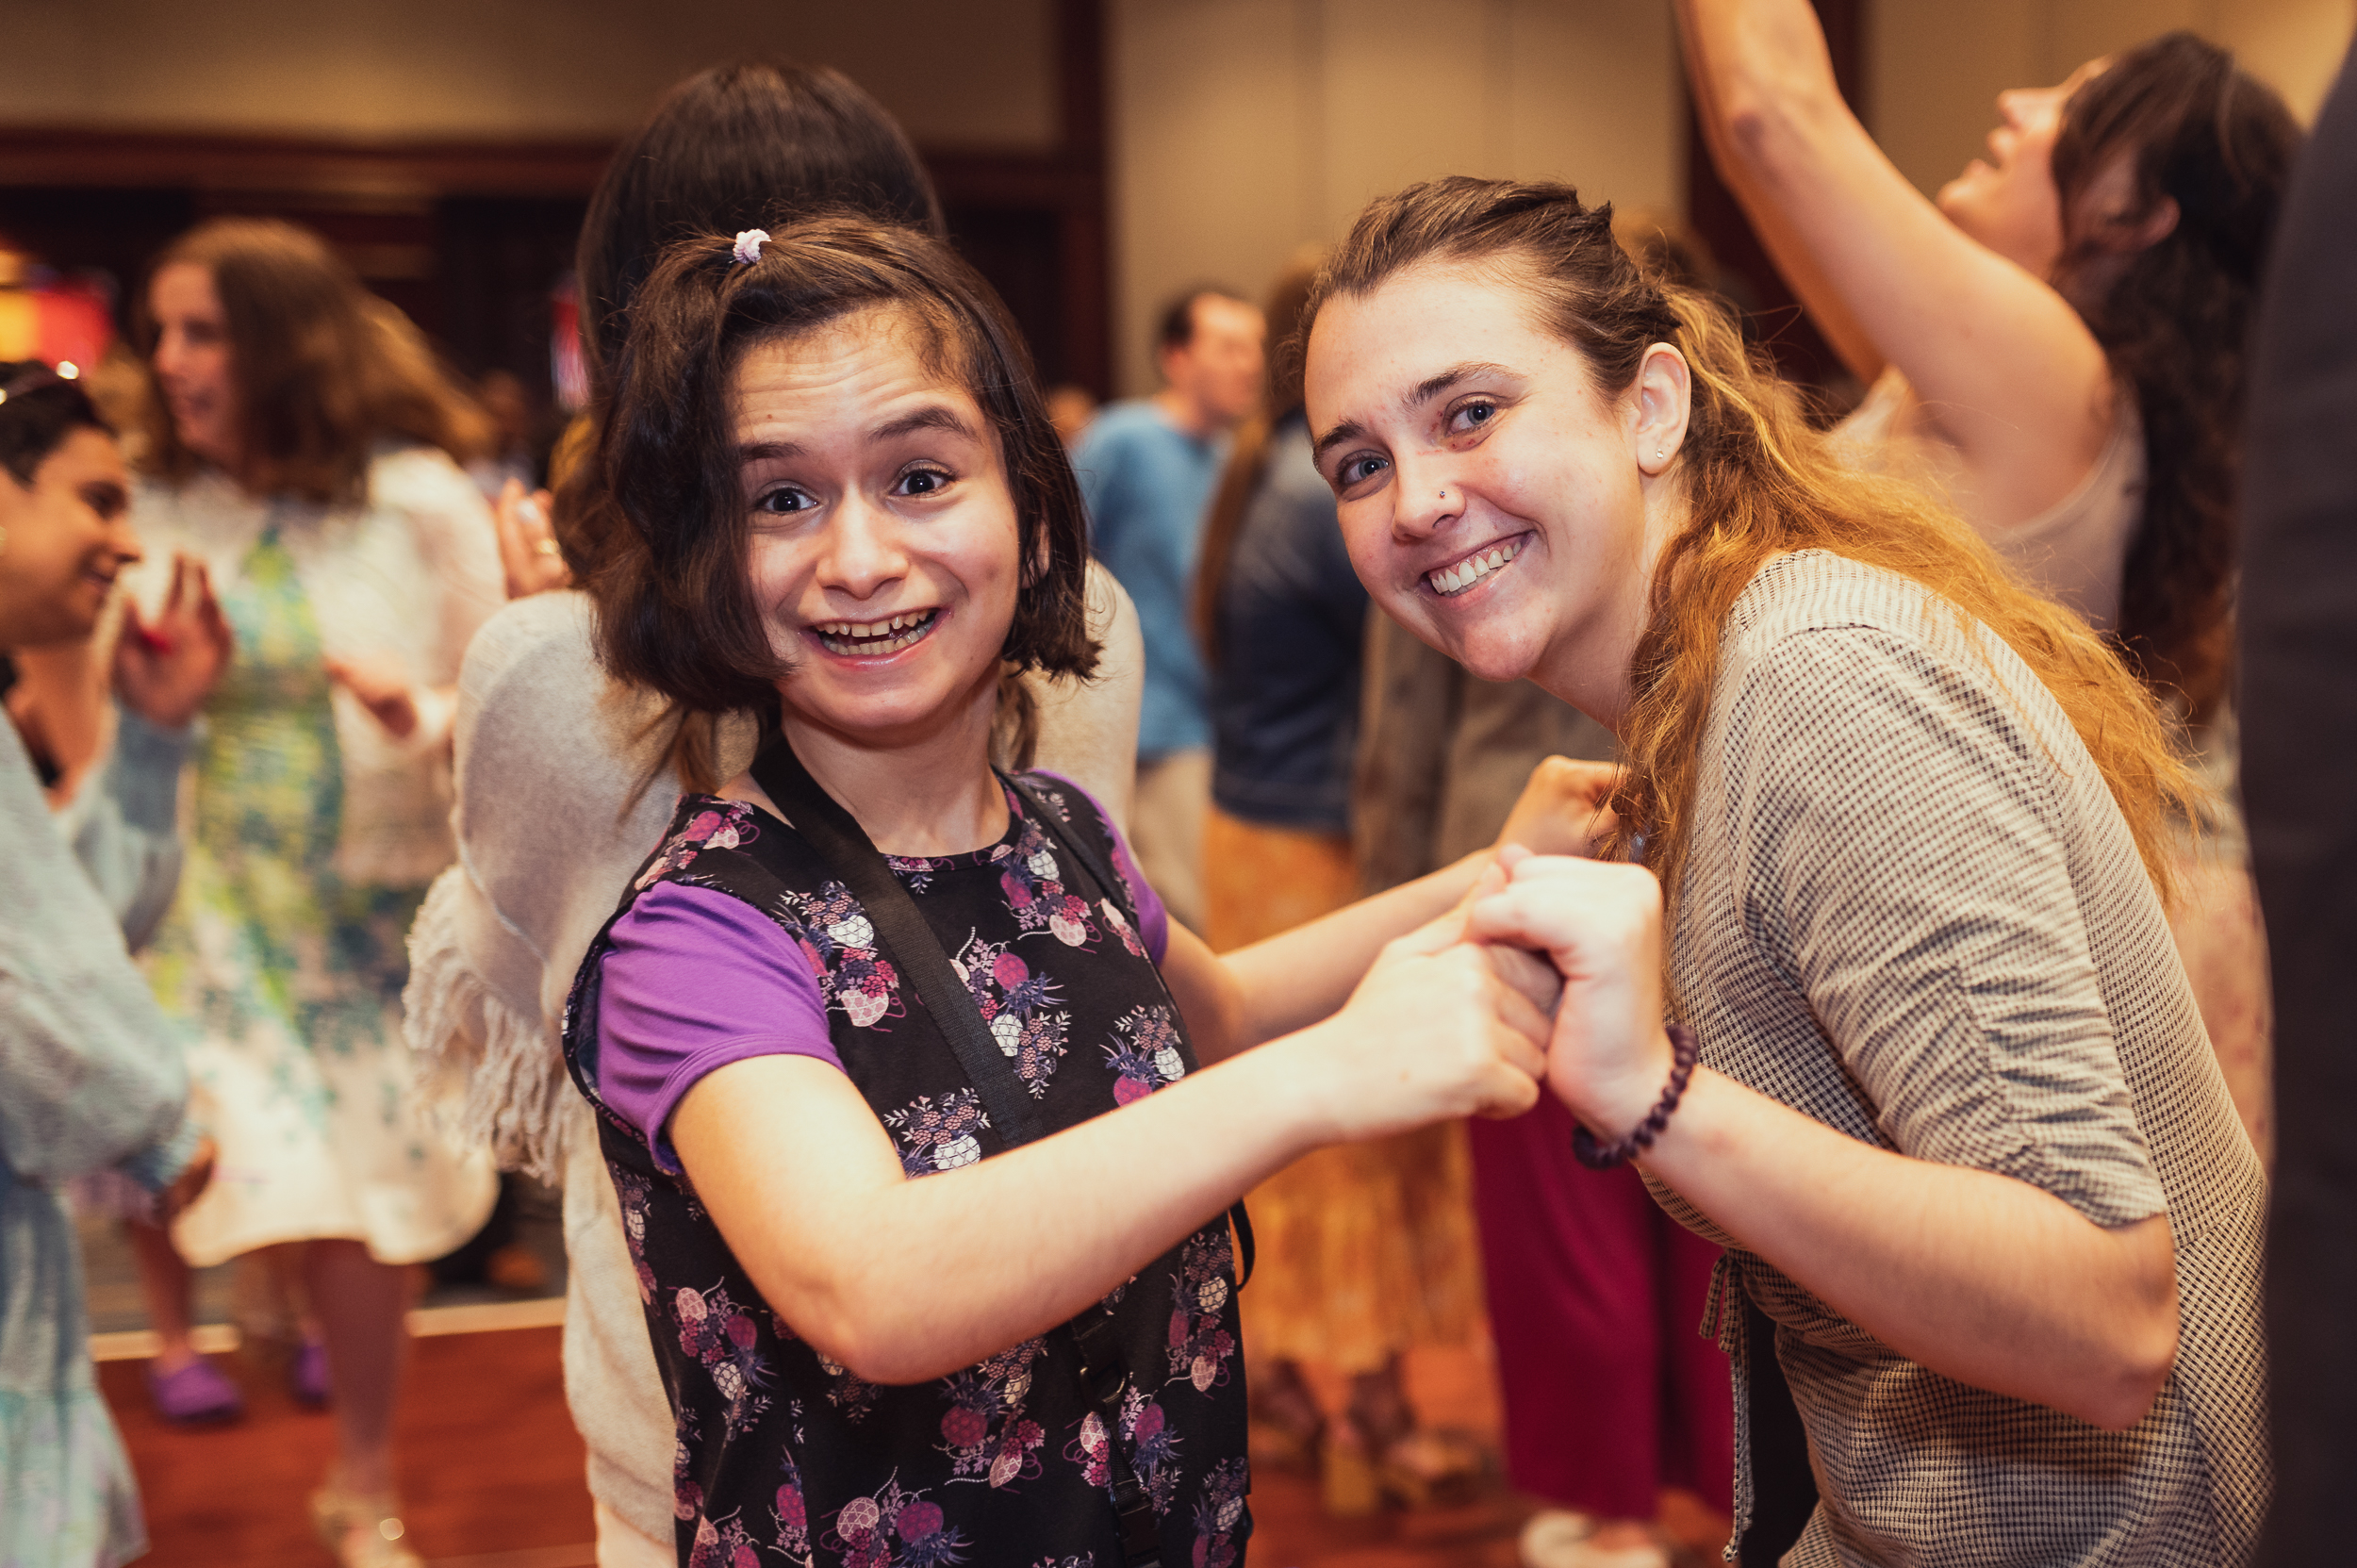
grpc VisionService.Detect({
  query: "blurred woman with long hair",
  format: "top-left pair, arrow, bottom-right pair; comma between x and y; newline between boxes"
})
1680,4 -> 2300,1156
130,217 -> 503,1568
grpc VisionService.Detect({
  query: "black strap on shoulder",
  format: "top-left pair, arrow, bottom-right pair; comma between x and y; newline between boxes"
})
1004,773 -> 1254,1292
750,735 -> 1170,1561
750,734 -> 1051,1147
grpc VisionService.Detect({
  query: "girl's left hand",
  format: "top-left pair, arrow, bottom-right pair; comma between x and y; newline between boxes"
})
1494,755 -> 1620,859
1467,846 -> 1677,1144
324,653 -> 420,738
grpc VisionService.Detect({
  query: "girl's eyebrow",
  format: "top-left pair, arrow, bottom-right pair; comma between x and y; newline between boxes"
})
736,404 -> 978,464
868,403 -> 977,443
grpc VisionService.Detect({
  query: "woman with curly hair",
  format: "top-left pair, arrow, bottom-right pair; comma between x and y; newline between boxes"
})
1304,174 -> 2263,1566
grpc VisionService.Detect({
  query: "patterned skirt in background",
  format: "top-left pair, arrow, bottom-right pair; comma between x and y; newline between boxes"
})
143,527 -> 495,1270
1202,808 -> 1481,1374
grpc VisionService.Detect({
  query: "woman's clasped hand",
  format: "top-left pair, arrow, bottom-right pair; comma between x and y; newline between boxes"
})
1467,848 -> 1676,1149
1298,899 -> 1558,1140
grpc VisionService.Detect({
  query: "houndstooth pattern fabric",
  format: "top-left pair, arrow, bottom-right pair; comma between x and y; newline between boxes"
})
1646,552 -> 2267,1567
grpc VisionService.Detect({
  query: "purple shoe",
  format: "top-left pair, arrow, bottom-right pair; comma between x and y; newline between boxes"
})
290,1337 -> 333,1409
146,1356 -> 244,1424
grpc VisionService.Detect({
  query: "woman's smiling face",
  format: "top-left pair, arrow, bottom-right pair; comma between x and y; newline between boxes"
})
736,305 -> 1021,748
1304,259 -> 1685,721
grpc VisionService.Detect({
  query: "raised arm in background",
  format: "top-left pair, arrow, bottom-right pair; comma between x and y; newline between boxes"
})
1676,0 -> 2115,527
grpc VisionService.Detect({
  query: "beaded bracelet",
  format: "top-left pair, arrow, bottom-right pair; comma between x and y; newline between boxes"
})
1570,1022 -> 1701,1169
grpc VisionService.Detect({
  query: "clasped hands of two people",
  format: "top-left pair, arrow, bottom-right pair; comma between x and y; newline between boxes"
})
1317,755 -> 1681,1153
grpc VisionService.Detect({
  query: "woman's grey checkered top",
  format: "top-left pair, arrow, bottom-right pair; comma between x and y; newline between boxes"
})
1649,552 -> 2266,1566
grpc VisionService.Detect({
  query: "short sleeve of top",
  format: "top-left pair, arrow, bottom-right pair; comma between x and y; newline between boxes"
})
1724,622 -> 2168,1230
593,774 -> 1168,1172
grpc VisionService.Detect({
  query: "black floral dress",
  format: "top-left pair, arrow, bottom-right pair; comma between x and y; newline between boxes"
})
562,777 -> 1251,1568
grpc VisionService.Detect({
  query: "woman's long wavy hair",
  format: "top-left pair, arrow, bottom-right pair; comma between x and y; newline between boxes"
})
1305,177 -> 2193,914
136,218 -> 489,503
1191,251 -> 1320,667
2051,31 -> 2299,723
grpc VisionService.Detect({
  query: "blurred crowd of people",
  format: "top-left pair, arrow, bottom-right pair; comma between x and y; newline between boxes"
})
1,5 -> 2349,1568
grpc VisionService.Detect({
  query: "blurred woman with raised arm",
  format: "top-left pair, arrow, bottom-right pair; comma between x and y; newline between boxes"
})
1678,1 -> 2299,1155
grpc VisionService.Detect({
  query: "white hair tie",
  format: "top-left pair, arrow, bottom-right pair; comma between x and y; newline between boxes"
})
732,229 -> 770,267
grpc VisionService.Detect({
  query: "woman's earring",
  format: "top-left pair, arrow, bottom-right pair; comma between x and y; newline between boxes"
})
1654,450 -> 1666,461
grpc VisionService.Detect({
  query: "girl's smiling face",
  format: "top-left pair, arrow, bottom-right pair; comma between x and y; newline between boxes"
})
1304,259 -> 1689,725
737,305 -> 1022,749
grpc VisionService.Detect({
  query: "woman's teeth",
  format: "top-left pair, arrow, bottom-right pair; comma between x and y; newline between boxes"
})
1428,539 -> 1520,597
815,610 -> 937,655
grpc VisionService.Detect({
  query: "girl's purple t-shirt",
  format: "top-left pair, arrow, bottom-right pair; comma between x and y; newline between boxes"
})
593,773 -> 1168,1171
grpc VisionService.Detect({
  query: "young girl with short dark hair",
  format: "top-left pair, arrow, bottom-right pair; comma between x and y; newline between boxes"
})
565,215 -> 1594,1567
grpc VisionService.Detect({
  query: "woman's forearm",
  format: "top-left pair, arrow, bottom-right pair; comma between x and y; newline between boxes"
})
1640,1066 -> 2180,1428
1213,850 -> 1490,1049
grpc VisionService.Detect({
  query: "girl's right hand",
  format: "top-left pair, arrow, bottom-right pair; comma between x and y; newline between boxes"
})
493,478 -> 569,599
1287,906 -> 1555,1142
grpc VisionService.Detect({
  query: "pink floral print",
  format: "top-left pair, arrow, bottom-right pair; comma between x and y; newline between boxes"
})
787,881 -> 902,1030
883,1089 -> 991,1177
824,1477 -> 969,1568
1102,1005 -> 1189,1105
675,1279 -> 773,1437
637,801 -> 760,891
939,1338 -> 1049,1489
1164,1230 -> 1240,1395
954,934 -> 1072,1098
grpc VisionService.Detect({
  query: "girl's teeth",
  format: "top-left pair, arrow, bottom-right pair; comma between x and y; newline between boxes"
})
816,610 -> 934,652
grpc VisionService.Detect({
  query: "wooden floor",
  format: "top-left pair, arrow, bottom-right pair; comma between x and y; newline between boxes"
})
104,1329 -> 1726,1567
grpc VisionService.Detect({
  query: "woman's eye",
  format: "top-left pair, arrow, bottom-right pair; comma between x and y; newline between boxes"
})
1447,400 -> 1498,436
895,466 -> 954,498
1336,454 -> 1389,489
752,486 -> 815,516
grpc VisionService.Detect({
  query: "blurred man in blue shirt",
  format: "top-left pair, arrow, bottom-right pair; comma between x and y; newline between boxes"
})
1071,287 -> 1263,933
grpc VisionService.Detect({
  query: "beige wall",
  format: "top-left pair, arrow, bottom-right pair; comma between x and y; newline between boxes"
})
1870,0 -> 2355,199
1106,0 -> 1682,396
0,0 -> 1058,147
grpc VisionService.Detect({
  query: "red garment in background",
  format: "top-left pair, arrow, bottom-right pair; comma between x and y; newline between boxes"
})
1468,1093 -> 1733,1522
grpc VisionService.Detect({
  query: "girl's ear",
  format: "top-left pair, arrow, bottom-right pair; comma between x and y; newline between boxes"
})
1633,342 -> 1692,477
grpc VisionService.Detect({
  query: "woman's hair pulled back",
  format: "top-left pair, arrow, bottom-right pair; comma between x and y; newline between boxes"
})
2052,30 -> 2300,721
138,217 -> 489,503
1305,175 -> 2189,913
595,215 -> 1096,717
